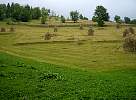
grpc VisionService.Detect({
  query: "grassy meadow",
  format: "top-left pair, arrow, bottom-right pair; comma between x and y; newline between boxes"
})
0,20 -> 136,99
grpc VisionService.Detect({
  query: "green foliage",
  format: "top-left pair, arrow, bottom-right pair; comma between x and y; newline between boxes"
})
0,2 -> 46,22
20,5 -> 32,22
41,16 -> 47,24
32,7 -> 41,19
114,15 -> 121,23
124,17 -> 131,24
0,4 -> 6,20
60,15 -> 65,23
83,17 -> 88,20
92,16 -> 97,22
79,14 -> 88,20
11,3 -> 22,21
6,3 -> 11,18
93,6 -> 109,27
6,18 -> 14,25
70,10 -> 79,23
79,14 -> 83,20
41,8 -> 49,24
130,19 -> 136,24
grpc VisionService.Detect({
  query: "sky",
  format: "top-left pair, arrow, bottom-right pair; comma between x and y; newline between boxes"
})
0,0 -> 136,20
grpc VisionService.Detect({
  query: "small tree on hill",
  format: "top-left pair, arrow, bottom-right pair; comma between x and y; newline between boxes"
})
83,17 -> 88,20
124,17 -> 131,24
114,15 -> 121,23
79,14 -> 83,20
41,8 -> 49,24
93,6 -> 109,27
70,11 -> 79,23
60,15 -> 65,23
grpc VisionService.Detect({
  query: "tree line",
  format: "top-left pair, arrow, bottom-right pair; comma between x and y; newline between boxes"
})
0,3 -> 136,27
0,3 -> 48,22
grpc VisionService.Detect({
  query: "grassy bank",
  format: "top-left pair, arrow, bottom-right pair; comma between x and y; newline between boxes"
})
0,52 -> 136,99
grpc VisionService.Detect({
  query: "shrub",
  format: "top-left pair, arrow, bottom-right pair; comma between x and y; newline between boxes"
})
123,34 -> 136,52
6,18 -> 14,25
60,15 -> 65,23
88,27 -> 94,36
1,27 -> 6,32
130,19 -> 136,24
44,32 -> 51,40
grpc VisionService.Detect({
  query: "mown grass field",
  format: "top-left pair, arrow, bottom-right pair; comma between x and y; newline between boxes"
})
0,21 -> 136,99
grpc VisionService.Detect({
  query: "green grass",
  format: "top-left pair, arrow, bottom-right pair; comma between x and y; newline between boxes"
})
0,52 -> 136,99
0,23 -> 136,71
0,21 -> 136,99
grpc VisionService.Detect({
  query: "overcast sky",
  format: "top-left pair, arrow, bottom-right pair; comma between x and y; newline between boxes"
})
1,0 -> 136,20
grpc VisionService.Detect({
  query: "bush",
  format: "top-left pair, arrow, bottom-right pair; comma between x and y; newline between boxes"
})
123,34 -> 136,52
130,19 -> 136,24
6,18 -> 14,25
60,15 -> 65,23
44,32 -> 51,40
88,27 -> 94,36
1,27 -> 6,32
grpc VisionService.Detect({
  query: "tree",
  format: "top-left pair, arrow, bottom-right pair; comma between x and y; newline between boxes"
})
11,3 -> 22,21
0,4 -> 6,20
79,14 -> 83,20
32,7 -> 41,19
92,16 -> 97,22
20,5 -> 32,22
60,15 -> 65,23
93,6 -> 109,27
124,17 -> 131,24
114,15 -> 121,23
83,17 -> 88,20
6,3 -> 11,18
41,8 -> 49,24
70,11 -> 79,23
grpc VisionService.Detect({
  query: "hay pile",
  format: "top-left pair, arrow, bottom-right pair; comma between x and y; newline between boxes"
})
123,27 -> 136,52
44,32 -> 52,40
88,27 -> 94,36
79,24 -> 83,30
54,26 -> 58,32
1,28 -> 6,32
116,23 -> 120,29
10,27 -> 15,32
123,29 -> 129,37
